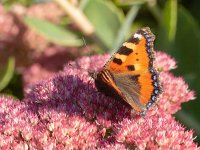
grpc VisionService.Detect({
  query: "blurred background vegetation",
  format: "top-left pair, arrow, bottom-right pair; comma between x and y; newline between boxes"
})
0,0 -> 200,144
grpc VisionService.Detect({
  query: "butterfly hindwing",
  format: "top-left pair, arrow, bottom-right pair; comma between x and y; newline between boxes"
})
112,73 -> 145,112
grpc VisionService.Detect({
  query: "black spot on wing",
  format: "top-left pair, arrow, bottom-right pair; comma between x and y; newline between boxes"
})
128,37 -> 140,44
130,74 -> 140,81
118,46 -> 133,55
127,65 -> 135,71
113,58 -> 122,65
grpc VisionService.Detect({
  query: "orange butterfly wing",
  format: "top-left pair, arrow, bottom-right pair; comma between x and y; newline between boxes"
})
94,27 -> 162,114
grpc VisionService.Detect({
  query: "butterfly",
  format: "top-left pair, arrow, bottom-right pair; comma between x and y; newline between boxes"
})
90,27 -> 162,115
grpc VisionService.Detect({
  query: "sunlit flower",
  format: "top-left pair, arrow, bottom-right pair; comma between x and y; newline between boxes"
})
0,52 -> 198,149
155,51 -> 176,72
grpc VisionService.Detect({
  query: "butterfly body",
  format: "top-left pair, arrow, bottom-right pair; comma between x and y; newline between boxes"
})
91,27 -> 162,114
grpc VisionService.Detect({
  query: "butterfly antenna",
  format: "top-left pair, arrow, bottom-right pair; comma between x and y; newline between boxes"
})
67,62 -> 85,71
82,37 -> 90,50
68,38 -> 96,78
67,62 -> 95,76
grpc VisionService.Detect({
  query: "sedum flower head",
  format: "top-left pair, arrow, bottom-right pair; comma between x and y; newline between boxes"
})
155,51 -> 177,72
0,52 -> 198,149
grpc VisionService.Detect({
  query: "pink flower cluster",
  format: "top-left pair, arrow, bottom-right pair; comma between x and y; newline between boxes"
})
0,2 -> 70,69
0,52 -> 198,149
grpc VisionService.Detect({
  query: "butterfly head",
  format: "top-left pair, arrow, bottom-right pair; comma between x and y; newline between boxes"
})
88,70 -> 98,80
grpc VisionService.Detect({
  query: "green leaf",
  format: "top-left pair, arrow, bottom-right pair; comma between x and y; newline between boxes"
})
156,3 -> 200,143
2,0 -> 32,6
173,6 -> 200,73
0,56 -> 15,91
164,0 -> 177,42
115,0 -> 146,6
1,72 -> 23,99
156,0 -> 177,50
111,5 -> 141,53
81,0 -> 124,50
171,6 -> 200,143
23,16 -> 83,47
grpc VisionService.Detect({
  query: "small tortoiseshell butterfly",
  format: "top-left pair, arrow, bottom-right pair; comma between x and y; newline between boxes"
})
90,27 -> 162,115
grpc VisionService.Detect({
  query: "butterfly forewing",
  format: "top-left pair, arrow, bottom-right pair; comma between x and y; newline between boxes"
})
94,27 -> 162,114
